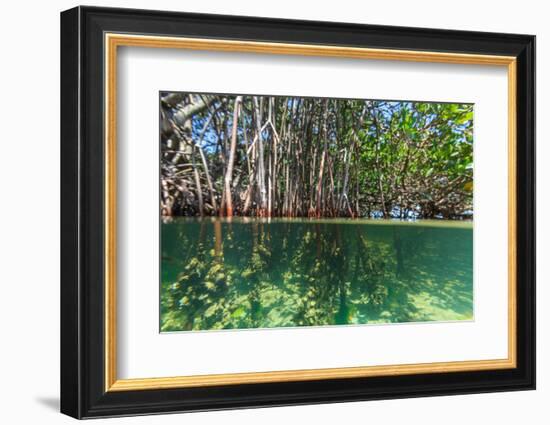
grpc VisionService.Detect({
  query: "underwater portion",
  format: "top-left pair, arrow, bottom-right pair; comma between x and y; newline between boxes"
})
160,218 -> 473,332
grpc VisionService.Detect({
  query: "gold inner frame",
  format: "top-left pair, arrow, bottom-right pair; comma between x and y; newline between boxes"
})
104,33 -> 517,392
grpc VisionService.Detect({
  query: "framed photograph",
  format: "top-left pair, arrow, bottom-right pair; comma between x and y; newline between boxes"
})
60,6 -> 535,419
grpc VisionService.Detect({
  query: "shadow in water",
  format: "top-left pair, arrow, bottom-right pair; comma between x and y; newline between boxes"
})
160,218 -> 473,331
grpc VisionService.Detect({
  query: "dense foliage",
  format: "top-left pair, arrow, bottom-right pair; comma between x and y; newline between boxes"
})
160,93 -> 473,219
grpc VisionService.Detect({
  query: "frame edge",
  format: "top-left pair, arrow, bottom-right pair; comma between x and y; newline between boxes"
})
60,6 -> 83,420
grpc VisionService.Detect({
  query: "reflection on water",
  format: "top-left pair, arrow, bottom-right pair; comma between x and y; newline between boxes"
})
160,218 -> 473,332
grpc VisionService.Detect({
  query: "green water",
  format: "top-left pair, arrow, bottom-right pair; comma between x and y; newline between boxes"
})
160,218 -> 473,332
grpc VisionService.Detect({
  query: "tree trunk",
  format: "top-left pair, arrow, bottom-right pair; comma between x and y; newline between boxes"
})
315,101 -> 330,217
221,96 -> 242,217
253,97 -> 267,216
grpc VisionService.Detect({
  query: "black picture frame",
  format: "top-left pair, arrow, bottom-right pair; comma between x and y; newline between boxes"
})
61,5 -> 535,419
